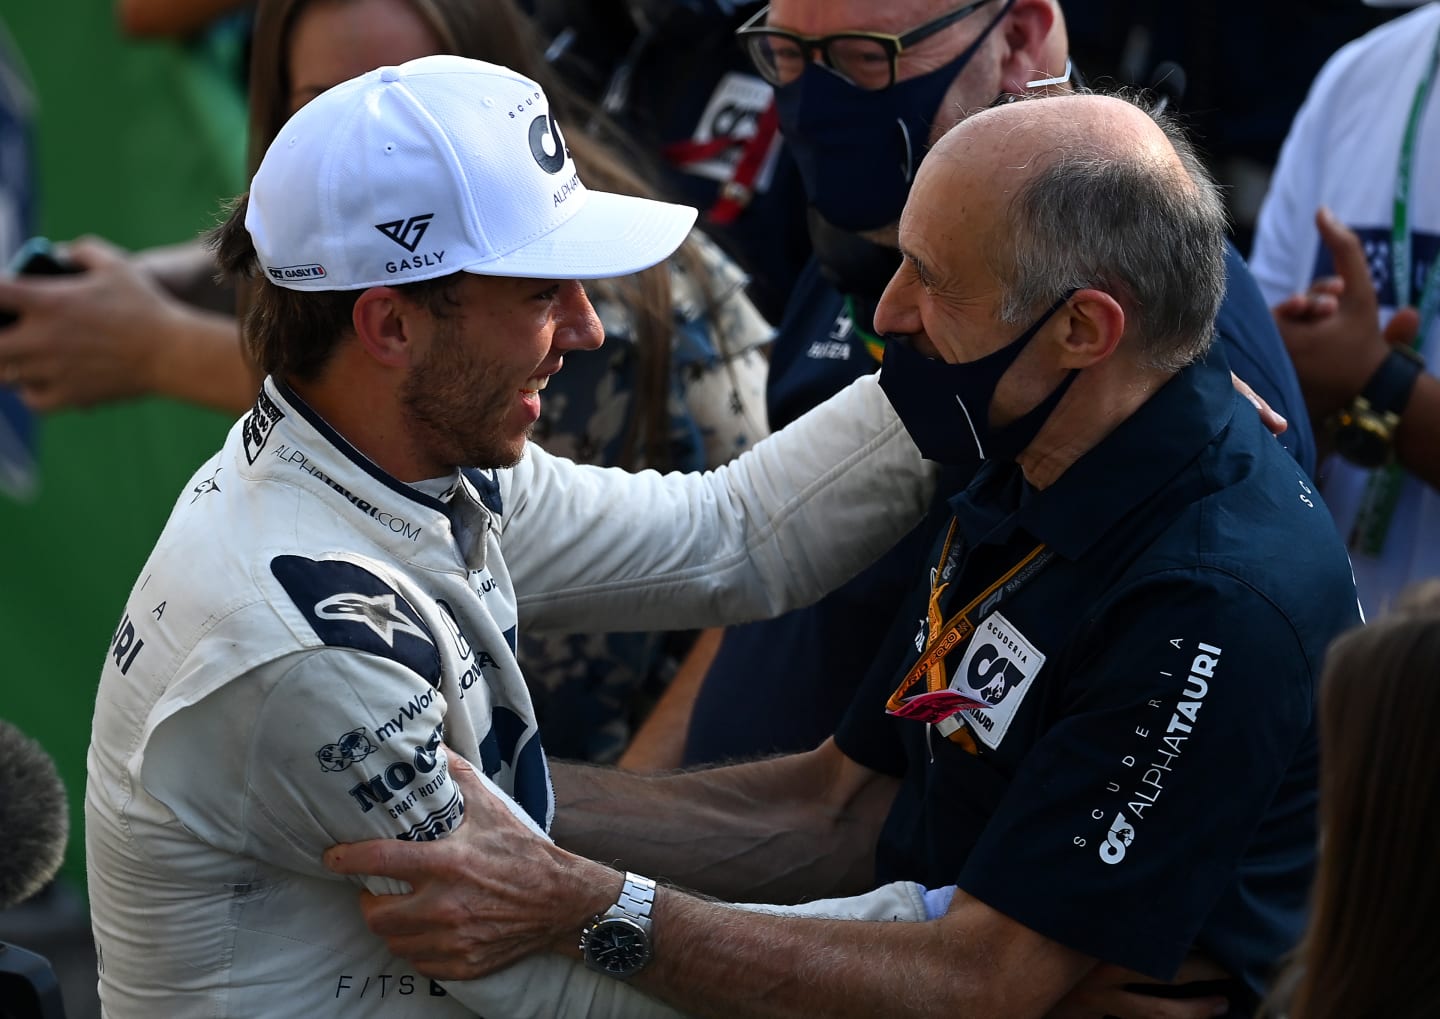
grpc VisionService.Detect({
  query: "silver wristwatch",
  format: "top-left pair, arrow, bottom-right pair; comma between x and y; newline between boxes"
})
579,872 -> 657,979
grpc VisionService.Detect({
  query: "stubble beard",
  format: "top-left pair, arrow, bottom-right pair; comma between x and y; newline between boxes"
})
400,324 -> 531,472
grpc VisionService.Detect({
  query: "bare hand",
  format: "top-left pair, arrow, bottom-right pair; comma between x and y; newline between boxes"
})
1272,207 -> 1422,422
324,751 -> 619,981
0,236 -> 195,410
1230,372 -> 1287,437
1045,956 -> 1231,1019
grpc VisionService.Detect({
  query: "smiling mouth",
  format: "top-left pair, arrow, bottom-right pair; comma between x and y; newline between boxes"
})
519,375 -> 551,396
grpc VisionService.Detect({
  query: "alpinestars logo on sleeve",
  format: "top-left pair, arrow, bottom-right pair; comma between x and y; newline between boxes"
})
315,592 -> 434,647
190,468 -> 222,503
375,214 -> 434,252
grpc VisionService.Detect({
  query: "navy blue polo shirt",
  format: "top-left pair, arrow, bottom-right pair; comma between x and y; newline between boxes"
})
835,346 -> 1359,1006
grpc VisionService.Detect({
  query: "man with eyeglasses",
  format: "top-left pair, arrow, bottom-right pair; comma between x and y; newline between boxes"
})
328,92 -> 1359,1019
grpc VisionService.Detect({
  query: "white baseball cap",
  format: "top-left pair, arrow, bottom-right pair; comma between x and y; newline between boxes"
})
245,55 -> 698,291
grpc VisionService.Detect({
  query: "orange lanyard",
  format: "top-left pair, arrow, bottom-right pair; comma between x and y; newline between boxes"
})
886,521 -> 1049,714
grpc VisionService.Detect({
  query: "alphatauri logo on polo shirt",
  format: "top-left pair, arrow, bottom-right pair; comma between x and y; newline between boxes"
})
950,612 -> 1046,750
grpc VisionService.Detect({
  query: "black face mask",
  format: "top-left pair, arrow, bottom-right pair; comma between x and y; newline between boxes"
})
878,293 -> 1077,467
807,208 -> 902,301
772,0 -> 1017,233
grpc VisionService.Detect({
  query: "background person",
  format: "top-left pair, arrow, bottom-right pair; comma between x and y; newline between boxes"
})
1262,580 -> 1440,1019
1250,0 -> 1440,619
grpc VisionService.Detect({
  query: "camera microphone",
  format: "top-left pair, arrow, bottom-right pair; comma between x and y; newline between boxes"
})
0,719 -> 69,911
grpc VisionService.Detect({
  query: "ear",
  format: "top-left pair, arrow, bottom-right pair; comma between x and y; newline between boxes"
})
1053,288 -> 1125,368
352,286 -> 418,369
996,0 -> 1060,96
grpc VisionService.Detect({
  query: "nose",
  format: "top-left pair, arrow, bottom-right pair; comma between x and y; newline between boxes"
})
555,280 -> 604,352
872,263 -> 922,339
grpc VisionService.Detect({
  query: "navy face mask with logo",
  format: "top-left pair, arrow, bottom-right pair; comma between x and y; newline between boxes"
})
773,0 -> 1016,234
878,293 -> 1076,467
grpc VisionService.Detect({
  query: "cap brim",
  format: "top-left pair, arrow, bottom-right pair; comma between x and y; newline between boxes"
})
461,192 -> 698,281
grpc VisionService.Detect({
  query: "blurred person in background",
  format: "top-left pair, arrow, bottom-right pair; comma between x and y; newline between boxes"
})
1250,0 -> 1440,620
1261,579 -> 1440,1019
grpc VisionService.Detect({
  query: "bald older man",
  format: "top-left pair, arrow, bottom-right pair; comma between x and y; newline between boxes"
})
327,94 -> 1359,1019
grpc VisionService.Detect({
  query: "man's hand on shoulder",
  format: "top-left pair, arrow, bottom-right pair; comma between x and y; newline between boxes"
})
1230,373 -> 1288,437
324,750 -> 619,981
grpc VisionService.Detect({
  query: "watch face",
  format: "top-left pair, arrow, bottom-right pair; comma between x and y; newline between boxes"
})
1334,415 -> 1391,469
583,916 -> 652,978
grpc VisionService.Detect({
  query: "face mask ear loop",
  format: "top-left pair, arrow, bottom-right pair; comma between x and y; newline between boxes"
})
898,119 -> 915,183
1024,58 -> 1073,90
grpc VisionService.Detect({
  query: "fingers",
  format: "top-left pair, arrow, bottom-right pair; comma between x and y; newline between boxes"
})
359,887 -> 452,937
1169,956 -> 1230,984
1132,993 -> 1229,1019
1384,306 -> 1422,348
324,836 -> 427,879
445,745 -> 485,791
63,235 -> 130,270
324,749 -> 477,878
0,269 -> 91,331
1230,372 -> 1288,437
0,352 -> 55,408
0,276 -> 45,321
16,379 -> 61,413
1273,291 -> 1339,323
1314,206 -> 1373,295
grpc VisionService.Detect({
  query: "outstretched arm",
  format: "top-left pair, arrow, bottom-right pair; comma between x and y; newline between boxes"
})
0,236 -> 258,414
551,739 -> 897,903
326,753 -> 1100,1019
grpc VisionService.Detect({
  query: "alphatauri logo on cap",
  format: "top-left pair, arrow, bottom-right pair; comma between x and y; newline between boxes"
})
375,213 -> 435,252
529,114 -> 567,174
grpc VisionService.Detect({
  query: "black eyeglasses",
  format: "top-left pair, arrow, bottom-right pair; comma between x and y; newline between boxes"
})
737,0 -> 1001,92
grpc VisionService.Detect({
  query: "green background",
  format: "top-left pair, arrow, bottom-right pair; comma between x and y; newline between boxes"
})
2,1 -> 248,883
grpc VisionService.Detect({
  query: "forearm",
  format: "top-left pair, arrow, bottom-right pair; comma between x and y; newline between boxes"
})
551,746 -> 896,903
612,890 -> 1088,1019
510,375 -> 934,634
1396,371 -> 1440,489
130,238 -> 236,315
145,305 -> 259,414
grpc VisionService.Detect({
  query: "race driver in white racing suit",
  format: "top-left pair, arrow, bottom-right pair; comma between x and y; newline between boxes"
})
85,56 -> 935,1018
